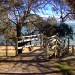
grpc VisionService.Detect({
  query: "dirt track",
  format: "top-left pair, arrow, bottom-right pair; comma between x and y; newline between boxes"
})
0,46 -> 75,75
0,59 -> 62,75
0,46 -> 62,75
0,56 -> 75,75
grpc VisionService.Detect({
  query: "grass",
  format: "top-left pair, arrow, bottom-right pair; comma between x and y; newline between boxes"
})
56,64 -> 73,75
0,53 -> 16,56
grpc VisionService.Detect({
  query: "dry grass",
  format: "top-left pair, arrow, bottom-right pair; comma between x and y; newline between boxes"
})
0,46 -> 44,56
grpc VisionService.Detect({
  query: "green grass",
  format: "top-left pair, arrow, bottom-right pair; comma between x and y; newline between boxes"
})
0,54 -> 6,56
56,64 -> 73,75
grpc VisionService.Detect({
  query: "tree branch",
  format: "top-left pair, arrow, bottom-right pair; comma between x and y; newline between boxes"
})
21,0 -> 31,24
8,18 -> 17,25
63,12 -> 75,19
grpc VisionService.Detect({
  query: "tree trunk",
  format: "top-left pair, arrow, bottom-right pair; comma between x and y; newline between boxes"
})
67,38 -> 70,55
17,23 -> 22,54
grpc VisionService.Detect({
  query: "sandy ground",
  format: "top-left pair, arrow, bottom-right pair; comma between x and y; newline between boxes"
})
0,46 -> 75,75
0,58 -> 63,75
0,46 -> 62,75
0,56 -> 75,75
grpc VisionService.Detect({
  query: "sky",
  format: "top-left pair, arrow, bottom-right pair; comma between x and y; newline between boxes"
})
32,3 -> 75,24
31,4 -> 55,17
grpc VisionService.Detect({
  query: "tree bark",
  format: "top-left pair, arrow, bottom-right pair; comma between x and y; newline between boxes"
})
17,23 -> 22,54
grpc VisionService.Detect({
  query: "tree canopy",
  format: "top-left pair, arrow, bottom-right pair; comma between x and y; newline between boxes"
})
41,18 -> 73,39
0,0 -> 74,54
0,0 -> 46,44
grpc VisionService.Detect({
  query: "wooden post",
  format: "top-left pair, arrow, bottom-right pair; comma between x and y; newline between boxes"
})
16,37 -> 18,56
41,34 -> 43,48
40,34 -> 42,48
40,33 -> 42,48
6,41 -> 8,56
72,45 -> 74,55
44,37 -> 49,58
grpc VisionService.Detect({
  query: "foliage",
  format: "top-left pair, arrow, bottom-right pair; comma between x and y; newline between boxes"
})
0,0 -> 47,45
67,0 -> 75,19
47,16 -> 57,26
56,64 -> 72,75
0,0 -> 74,43
51,0 -> 75,20
0,20 -> 16,45
24,14 -> 44,34
57,64 -> 71,70
66,0 -> 75,11
41,18 -> 73,39
0,0 -> 50,53
56,23 -> 73,39
0,0 -> 74,55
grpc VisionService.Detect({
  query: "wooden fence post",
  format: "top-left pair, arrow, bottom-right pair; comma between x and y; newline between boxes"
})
16,37 -> 18,56
72,45 -> 74,55
6,41 -> 8,56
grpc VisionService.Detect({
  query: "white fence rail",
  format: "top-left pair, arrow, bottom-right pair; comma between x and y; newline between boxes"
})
17,34 -> 42,49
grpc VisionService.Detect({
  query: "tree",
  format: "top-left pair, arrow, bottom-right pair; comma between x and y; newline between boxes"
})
0,0 -> 74,54
66,0 -> 75,19
0,0 -> 49,54
56,23 -> 73,39
51,0 -> 75,21
24,14 -> 44,35
66,0 -> 75,12
42,17 -> 73,58
42,19 -> 73,39
0,20 -> 16,45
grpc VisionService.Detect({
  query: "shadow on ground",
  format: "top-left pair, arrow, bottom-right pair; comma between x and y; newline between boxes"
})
0,57 -> 62,75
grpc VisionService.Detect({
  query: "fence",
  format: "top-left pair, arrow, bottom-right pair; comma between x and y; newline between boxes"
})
0,34 -> 75,57
17,34 -> 43,54
0,34 -> 45,57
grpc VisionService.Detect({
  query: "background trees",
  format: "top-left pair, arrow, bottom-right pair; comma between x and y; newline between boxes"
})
0,0 -> 74,40
0,0 -> 75,54
41,17 -> 73,39
0,0 -> 49,54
